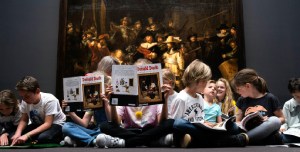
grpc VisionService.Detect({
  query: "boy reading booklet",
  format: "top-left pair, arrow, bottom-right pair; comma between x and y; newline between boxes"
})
280,78 -> 300,143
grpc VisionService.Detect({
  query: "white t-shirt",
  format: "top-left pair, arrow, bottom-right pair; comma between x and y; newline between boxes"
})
170,90 -> 205,123
117,104 -> 162,129
167,91 -> 178,118
281,98 -> 300,130
20,92 -> 66,126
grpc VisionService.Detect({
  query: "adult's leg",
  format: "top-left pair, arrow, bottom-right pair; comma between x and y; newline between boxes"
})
62,122 -> 100,146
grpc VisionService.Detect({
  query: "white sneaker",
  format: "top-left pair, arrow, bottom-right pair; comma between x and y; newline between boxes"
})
60,136 -> 77,147
159,134 -> 173,147
95,134 -> 125,148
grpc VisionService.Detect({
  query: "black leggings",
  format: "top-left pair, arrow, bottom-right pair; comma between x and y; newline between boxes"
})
100,119 -> 174,147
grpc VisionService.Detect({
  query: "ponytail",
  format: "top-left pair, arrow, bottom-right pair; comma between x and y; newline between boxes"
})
232,69 -> 268,94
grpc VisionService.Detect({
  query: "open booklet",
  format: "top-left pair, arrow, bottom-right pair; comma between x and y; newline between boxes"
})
63,75 -> 105,112
238,111 -> 265,131
193,116 -> 236,132
268,143 -> 300,148
194,111 -> 265,132
282,128 -> 300,138
110,63 -> 164,106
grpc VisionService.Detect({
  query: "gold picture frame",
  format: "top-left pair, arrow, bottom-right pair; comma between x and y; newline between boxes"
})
56,0 -> 245,99
138,72 -> 163,104
82,82 -> 103,109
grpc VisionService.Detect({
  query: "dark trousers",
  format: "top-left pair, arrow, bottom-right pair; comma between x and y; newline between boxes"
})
173,118 -> 246,147
282,134 -> 300,143
100,119 -> 174,147
23,123 -> 63,144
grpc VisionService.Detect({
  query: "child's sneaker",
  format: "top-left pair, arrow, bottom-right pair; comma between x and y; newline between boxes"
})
237,133 -> 249,147
95,134 -> 125,148
180,134 -> 191,148
60,136 -> 77,147
159,134 -> 173,147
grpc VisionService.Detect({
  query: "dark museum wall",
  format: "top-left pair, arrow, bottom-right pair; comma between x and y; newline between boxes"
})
0,0 -> 300,103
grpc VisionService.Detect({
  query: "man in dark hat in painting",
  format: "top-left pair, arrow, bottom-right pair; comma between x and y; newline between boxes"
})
132,20 -> 143,45
205,23 -> 231,80
216,24 -> 229,37
155,33 -> 167,62
90,34 -> 111,71
110,16 -> 133,50
228,24 -> 238,44
184,33 -> 203,67
162,36 -> 184,90
135,32 -> 160,63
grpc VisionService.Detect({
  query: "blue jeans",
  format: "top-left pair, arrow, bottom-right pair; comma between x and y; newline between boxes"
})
62,122 -> 101,146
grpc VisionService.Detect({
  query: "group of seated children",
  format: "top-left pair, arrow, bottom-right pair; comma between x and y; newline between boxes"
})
1,57 -> 300,148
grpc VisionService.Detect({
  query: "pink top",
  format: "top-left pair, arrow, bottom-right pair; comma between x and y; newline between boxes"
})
117,104 -> 162,128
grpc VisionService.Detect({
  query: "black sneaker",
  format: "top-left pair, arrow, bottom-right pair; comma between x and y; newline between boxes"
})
263,132 -> 283,145
216,133 -> 248,147
238,133 -> 249,146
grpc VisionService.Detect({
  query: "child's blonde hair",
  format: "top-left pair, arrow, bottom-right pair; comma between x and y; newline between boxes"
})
182,59 -> 211,87
217,78 -> 235,115
162,68 -> 176,88
0,90 -> 19,115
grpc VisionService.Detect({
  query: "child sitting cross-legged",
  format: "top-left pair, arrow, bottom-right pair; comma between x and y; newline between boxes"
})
96,59 -> 175,148
231,68 -> 284,145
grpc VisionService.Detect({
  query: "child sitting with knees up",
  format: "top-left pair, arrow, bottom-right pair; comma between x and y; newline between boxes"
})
280,78 -> 300,143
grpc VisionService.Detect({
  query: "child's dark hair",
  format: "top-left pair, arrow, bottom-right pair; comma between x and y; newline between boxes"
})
288,78 -> 300,93
15,76 -> 40,92
0,90 -> 19,115
231,68 -> 268,93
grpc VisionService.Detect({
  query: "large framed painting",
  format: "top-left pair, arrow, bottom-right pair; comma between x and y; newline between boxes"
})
56,0 -> 245,98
